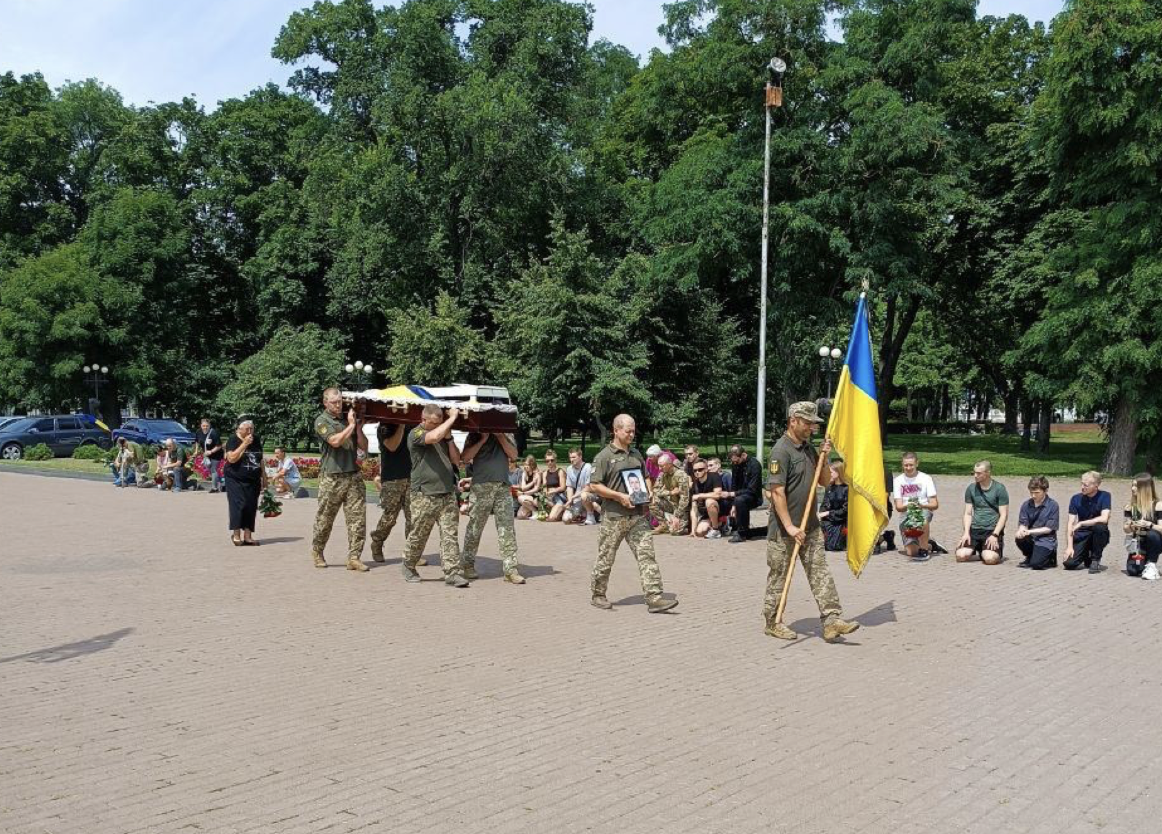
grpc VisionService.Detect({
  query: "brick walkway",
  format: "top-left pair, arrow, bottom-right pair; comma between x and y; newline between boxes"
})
2,472 -> 1160,834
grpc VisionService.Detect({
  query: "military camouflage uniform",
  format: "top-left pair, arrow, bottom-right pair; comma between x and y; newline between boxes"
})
593,514 -> 664,599
312,471 -> 367,561
402,425 -> 462,581
311,411 -> 366,564
590,441 -> 666,602
764,430 -> 843,626
763,528 -> 841,624
650,468 -> 691,534
462,482 -> 520,576
370,478 -> 412,551
403,492 -> 460,579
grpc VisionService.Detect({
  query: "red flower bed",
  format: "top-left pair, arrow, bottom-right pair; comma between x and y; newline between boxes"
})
290,456 -> 378,481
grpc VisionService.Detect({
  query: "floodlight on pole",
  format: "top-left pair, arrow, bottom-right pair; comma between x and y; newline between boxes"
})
756,56 -> 786,463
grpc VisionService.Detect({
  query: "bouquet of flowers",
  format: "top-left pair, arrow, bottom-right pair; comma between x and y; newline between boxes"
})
260,488 -> 283,519
902,499 -> 926,539
534,489 -> 549,521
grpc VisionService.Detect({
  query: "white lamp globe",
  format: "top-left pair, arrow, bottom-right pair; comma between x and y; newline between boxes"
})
818,346 -> 829,358
83,365 -> 91,373
365,365 -> 373,375
101,366 -> 109,374
354,360 -> 364,371
345,363 -> 354,373
830,348 -> 841,360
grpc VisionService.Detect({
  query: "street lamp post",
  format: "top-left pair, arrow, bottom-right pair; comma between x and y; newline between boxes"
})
818,346 -> 842,398
82,363 -> 110,408
756,56 -> 786,464
344,360 -> 375,391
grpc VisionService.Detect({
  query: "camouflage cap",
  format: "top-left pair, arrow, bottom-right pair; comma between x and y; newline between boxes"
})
787,401 -> 825,424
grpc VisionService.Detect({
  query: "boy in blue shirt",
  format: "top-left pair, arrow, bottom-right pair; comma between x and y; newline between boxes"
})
1064,470 -> 1112,573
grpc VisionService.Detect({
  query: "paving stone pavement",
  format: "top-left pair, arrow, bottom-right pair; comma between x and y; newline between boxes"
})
2,471 -> 1161,834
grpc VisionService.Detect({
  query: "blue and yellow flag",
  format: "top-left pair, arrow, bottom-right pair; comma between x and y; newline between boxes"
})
826,294 -> 889,577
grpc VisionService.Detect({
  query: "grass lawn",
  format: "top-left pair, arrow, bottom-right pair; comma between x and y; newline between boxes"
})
0,425 -> 1122,484
522,425 -> 1120,478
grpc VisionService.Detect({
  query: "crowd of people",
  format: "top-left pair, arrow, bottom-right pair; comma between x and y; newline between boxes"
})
105,391 -> 1162,641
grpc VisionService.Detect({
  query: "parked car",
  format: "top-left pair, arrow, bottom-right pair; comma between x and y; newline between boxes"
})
0,414 -> 113,460
111,419 -> 197,449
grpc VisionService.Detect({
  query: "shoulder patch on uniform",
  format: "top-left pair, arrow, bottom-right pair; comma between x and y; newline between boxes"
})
317,424 -> 329,436
770,460 -> 780,475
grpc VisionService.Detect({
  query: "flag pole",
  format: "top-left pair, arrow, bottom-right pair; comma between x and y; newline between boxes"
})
772,364 -> 846,626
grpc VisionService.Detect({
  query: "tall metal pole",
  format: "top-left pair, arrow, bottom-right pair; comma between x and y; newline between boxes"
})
756,61 -> 784,462
756,103 -> 772,464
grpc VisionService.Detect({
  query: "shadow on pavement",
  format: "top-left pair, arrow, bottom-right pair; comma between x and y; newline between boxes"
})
255,536 -> 304,545
471,556 -> 559,579
0,627 -> 134,664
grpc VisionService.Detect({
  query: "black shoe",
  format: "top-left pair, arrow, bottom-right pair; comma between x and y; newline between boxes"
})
883,532 -> 896,550
1017,560 -> 1032,568
1063,556 -> 1087,571
930,540 -> 949,555
729,533 -> 744,544
1088,561 -> 1103,574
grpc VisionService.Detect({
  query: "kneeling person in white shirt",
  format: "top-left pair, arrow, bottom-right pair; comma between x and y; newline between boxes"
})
893,451 -> 939,561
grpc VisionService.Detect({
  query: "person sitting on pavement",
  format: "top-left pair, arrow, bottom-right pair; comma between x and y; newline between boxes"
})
270,447 -> 302,497
650,452 -> 691,536
563,448 -> 599,524
893,451 -> 940,562
645,444 -> 663,489
1125,473 -> 1162,581
507,458 -> 522,516
690,457 -> 725,539
1014,475 -> 1060,570
819,461 -> 849,552
955,459 -> 1008,565
1063,470 -> 1112,573
543,450 -> 568,521
516,454 -> 542,519
726,444 -> 764,542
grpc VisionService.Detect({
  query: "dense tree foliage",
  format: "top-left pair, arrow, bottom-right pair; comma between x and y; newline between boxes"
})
1,0 -> 1158,471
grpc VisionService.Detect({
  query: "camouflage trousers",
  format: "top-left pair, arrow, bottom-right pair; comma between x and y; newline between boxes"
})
650,491 -> 690,535
370,478 -> 412,549
462,481 -> 520,576
592,513 -> 663,600
403,491 -> 461,579
312,471 -> 366,561
763,528 -> 841,625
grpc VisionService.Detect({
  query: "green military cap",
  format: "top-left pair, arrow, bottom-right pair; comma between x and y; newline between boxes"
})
788,401 -> 825,424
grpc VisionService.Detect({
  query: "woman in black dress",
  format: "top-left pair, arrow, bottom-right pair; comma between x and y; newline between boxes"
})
820,461 -> 849,552
223,419 -> 267,546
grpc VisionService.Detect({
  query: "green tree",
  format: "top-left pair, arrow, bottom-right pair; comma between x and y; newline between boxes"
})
385,290 -> 487,384
216,324 -> 346,447
1025,0 -> 1162,474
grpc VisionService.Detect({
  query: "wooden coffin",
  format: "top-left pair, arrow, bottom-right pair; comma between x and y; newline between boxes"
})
342,389 -> 519,433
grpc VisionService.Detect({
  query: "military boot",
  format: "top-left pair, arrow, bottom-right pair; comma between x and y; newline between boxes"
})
445,573 -> 470,588
401,563 -> 421,583
591,595 -> 613,610
312,553 -> 328,569
462,564 -> 479,581
347,558 -> 369,572
504,571 -> 526,584
646,596 -> 679,614
764,621 -> 799,640
822,618 -> 860,642
370,541 -> 385,563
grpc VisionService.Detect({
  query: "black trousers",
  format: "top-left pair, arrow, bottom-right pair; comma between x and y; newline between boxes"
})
1070,527 -> 1110,566
226,476 -> 260,532
733,492 -> 761,537
1139,529 -> 1162,563
1016,537 -> 1057,569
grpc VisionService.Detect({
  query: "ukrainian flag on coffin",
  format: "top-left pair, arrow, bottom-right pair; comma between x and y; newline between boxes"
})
826,294 -> 889,577
366,385 -> 435,401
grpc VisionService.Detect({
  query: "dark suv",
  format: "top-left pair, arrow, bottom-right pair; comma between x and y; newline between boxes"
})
0,415 -> 113,460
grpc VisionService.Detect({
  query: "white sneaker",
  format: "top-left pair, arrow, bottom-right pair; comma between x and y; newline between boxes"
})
707,529 -> 722,539
1143,563 -> 1160,581
585,514 -> 598,525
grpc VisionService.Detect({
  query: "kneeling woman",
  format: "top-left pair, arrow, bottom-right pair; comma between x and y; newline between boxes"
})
819,462 -> 848,552
1014,475 -> 1059,569
1125,473 -> 1162,581
224,419 -> 268,546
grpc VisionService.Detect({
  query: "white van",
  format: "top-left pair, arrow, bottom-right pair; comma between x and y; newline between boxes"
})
362,384 -> 513,454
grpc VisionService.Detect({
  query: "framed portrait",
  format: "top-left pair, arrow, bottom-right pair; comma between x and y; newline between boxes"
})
620,467 -> 651,506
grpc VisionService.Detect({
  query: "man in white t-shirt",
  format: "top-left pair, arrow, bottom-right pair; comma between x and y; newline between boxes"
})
892,451 -> 940,562
563,447 -> 600,524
